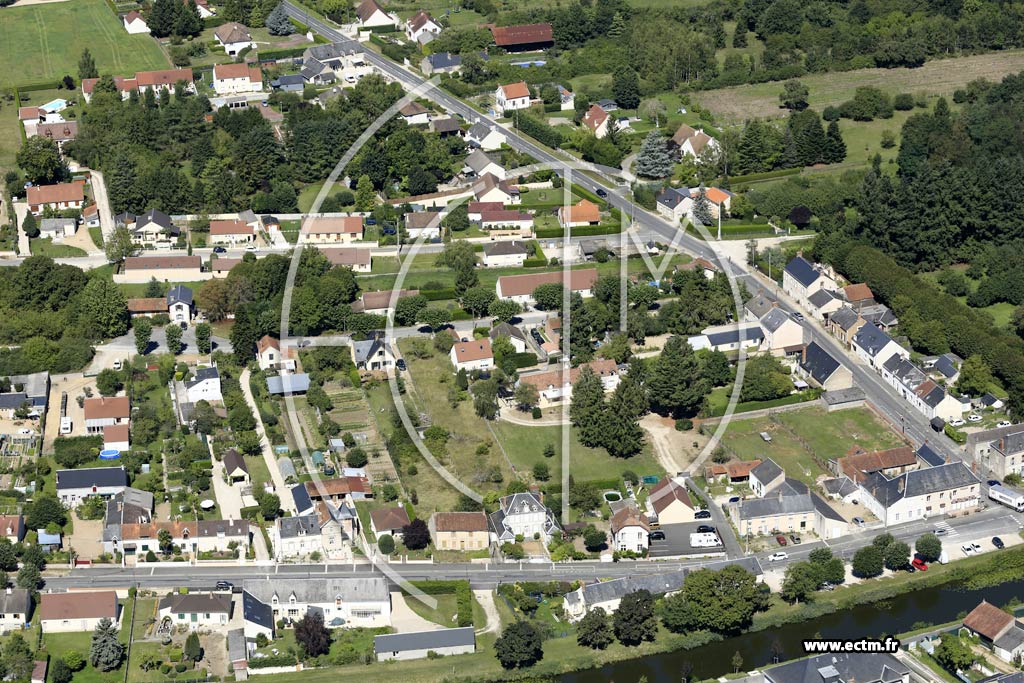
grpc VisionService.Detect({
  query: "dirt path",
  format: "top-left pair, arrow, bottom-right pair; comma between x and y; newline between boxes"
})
390,592 -> 444,632
473,589 -> 500,636
640,413 -> 707,475
239,368 -> 297,515
10,0 -> 72,6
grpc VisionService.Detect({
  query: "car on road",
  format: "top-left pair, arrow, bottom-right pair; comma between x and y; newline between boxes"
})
215,581 -> 233,591
988,480 -> 1001,487
962,542 -> 982,555
245,245 -> 258,253
853,517 -> 865,526
993,536 -> 1005,549
113,359 -> 123,371
949,418 -> 966,427
212,246 -> 227,254
792,312 -> 804,322
694,510 -> 712,519
998,420 -> 1013,428
595,188 -> 608,198
396,359 -> 407,371
934,527 -> 949,536
911,557 -> 928,571
768,552 -> 788,562
649,530 -> 665,541
968,413 -> 983,422
775,534 -> 788,546
790,534 -> 801,545
697,525 -> 716,534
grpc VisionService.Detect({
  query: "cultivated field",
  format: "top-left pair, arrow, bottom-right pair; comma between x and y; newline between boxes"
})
0,0 -> 170,88
695,50 -> 1024,123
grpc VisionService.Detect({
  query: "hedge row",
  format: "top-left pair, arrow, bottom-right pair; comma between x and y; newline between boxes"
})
704,389 -> 822,418
258,45 -> 310,61
249,654 -> 296,668
727,167 -> 803,184
422,288 -> 456,301
203,16 -> 229,28
408,581 -> 474,627
523,257 -> 548,268
536,224 -> 623,239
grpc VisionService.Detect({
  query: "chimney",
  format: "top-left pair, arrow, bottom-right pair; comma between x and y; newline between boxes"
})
898,478 -> 905,494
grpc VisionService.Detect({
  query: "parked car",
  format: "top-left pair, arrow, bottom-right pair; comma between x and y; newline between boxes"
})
792,312 -> 804,322
215,581 -> 233,590
728,496 -> 740,503
993,536 -> 1005,549
113,359 -> 123,371
949,418 -> 966,427
789,534 -> 802,545
768,552 -> 788,562
697,525 -> 716,534
694,510 -> 712,519
911,557 -> 928,571
968,413 -> 983,422
775,534 -> 788,546
212,246 -> 227,254
905,564 -> 917,573
852,517 -> 865,526
998,420 -> 1013,428
760,432 -> 772,443
245,245 -> 258,253
366,218 -> 377,225
649,530 -> 666,541
396,359 -> 407,371
962,543 -> 982,555
988,480 -> 1000,487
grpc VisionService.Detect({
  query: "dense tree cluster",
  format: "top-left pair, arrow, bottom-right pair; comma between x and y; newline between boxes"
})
659,565 -> 768,634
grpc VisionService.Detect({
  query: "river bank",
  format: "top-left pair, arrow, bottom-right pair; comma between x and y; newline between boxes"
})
261,546 -> 1024,683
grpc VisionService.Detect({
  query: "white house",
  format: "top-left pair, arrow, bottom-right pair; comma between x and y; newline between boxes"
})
464,149 -> 505,179
450,339 -> 493,372
271,505 -> 357,562
209,218 -> 255,244
38,218 -> 76,240
483,240 -> 531,267
375,628 -> 475,662
212,63 -> 263,95
158,593 -> 232,630
27,182 -> 84,215
355,0 -> 399,27
404,211 -> 442,240
489,322 -> 528,353
759,307 -> 805,355
214,23 -> 255,56
193,0 -> 215,18
479,210 -> 533,233
56,466 -> 128,507
0,588 -> 32,634
167,285 -> 193,324
495,269 -> 598,306
610,507 -> 649,554
302,216 -> 364,244
495,81 -> 531,116
489,492 -> 560,544
39,591 -> 119,633
582,104 -> 609,139
122,10 -> 150,33
352,336 -> 396,372
852,322 -> 908,370
398,101 -> 431,126
84,396 -> 130,434
405,10 -> 442,43
184,366 -> 222,403
466,122 -> 506,151
963,601 -> 1024,664
782,256 -> 838,310
256,335 -> 289,372
242,577 -> 391,629
128,209 -> 179,248
557,199 -> 600,228
669,124 -> 720,160
322,247 -> 372,272
473,173 -> 519,204
518,360 -> 620,407
859,462 -> 980,524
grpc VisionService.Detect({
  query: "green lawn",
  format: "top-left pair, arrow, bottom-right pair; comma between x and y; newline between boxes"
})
403,591 -> 461,627
719,406 -> 905,485
298,181 -> 356,212
31,238 -> 87,257
89,226 -> 105,248
40,615 -> 131,683
0,0 -> 170,89
0,93 -> 26,172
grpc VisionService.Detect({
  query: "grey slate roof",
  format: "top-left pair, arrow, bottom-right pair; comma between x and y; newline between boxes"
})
744,293 -> 774,320
822,476 -> 859,498
800,341 -> 841,384
823,386 -> 865,405
760,307 -> 794,333
883,356 -> 925,389
292,483 -> 313,514
933,353 -> 961,379
783,256 -> 821,288
227,628 -> 246,663
916,442 -> 946,467
862,461 -> 979,506
465,149 -> 497,174
185,366 -> 219,390
56,466 -> 127,491
740,491 -> 816,519
853,322 -> 895,358
223,449 -> 248,476
763,652 -> 909,683
467,122 -> 491,140
425,52 -> 461,70
859,303 -> 898,327
159,592 -> 232,614
0,392 -> 29,409
752,458 -> 783,484
39,218 -> 75,233
656,187 -> 689,210
242,577 -> 390,604
277,513 -> 320,539
995,626 -> 1024,653
484,240 -> 530,257
0,587 -> 32,618
374,627 -> 475,653
807,288 -> 841,309
135,208 -> 176,233
920,384 -> 948,408
489,322 -> 526,343
705,325 -> 764,347
353,338 -> 386,366
829,306 -> 861,331
167,285 -> 193,307
243,590 -> 274,631
267,373 -> 311,395
812,492 -> 846,522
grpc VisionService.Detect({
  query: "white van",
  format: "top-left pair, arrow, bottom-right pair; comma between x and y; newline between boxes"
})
59,417 -> 72,435
689,532 -> 722,548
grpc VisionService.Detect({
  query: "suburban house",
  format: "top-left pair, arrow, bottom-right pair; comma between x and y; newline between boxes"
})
122,11 -> 150,33
428,511 -> 490,551
859,461 -> 981,524
81,69 -> 195,103
193,0 -> 215,18
0,514 -> 25,542
483,240 -> 531,268
647,477 -> 696,525
479,210 -> 533,233
375,628 -> 475,662
120,255 -> 204,283
355,0 -> 399,27
30,122 -> 78,152
489,23 -> 554,52
797,341 -> 854,391
405,10 -> 442,43
105,518 -> 250,558
223,449 -> 250,484
271,74 -> 305,92
464,149 -> 505,179
242,577 -> 391,628
668,124 -> 719,160
473,173 -> 520,204
39,218 -> 76,240
762,653 -> 909,683
962,600 -> 1024,663
100,488 -> 154,552
352,289 -> 420,314
184,366 -> 222,403
828,306 -> 866,346
610,507 -> 649,554
654,186 -> 732,222
495,268 -> 599,305
214,22 -> 256,55
843,283 -> 875,308
369,507 -> 410,539
27,182 -> 85,215
466,122 -> 506,151
404,212 -> 442,240
852,322 -> 908,370
301,44 -> 373,85
212,63 -> 263,95
0,588 -> 32,633
399,101 -> 430,126
209,219 -> 255,245
495,81 -> 531,116
84,396 -> 130,434
167,285 -> 193,323
782,256 -> 838,310
39,591 -> 120,633
130,209 -> 180,247
750,458 -> 785,497
968,424 -> 1024,480
518,359 -> 620,407
489,491 -> 561,544
302,216 -> 364,244
241,591 -> 275,642
158,593 -> 232,630
758,307 -> 805,355
582,104 -> 610,138
924,352 -> 963,384
557,199 -> 600,228
322,247 -> 372,272
836,446 -> 919,483
82,204 -> 99,227
807,288 -> 845,321
489,322 -> 528,353
687,323 -> 765,353
677,256 -> 719,280
450,339 -> 493,372
352,335 -> 396,372
431,117 -> 462,137
271,503 -> 358,561
420,51 -> 464,75
256,335 -> 291,372
304,476 -> 371,506
468,201 -> 504,220
103,424 -> 130,452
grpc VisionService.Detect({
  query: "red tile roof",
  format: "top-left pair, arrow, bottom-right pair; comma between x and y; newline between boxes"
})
521,359 -> 618,392
209,219 -> 253,236
213,63 -> 262,83
610,507 -> 650,534
559,199 -> 600,225
127,297 -> 166,313
490,23 -> 553,47
431,511 -> 488,532
103,424 -> 130,443
452,339 -> 492,362
321,247 -> 371,267
843,283 -> 874,302
135,68 -> 194,87
497,268 -> 598,298
839,448 -> 917,483
648,478 -> 693,515
27,182 -> 84,206
257,335 -> 280,354
499,81 -> 530,100
84,396 -> 130,420
583,104 -> 608,132
370,507 -> 410,532
304,216 -> 363,235
124,255 -> 201,271
40,591 -> 118,621
964,601 -> 1014,641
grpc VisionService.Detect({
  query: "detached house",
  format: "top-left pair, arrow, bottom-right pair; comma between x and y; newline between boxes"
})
212,63 -> 263,95
0,514 -> 25,542
496,268 -> 598,306
610,507 -> 649,553
130,209 -> 179,248
473,173 -> 519,204
557,199 -> 600,228
797,341 -> 853,391
158,593 -> 232,630
429,511 -> 489,551
668,124 -> 719,160
356,0 -> 398,27
464,149 -> 505,179
81,69 -> 195,103
167,285 -> 193,324
495,81 -> 531,116
483,240 -> 531,267
27,182 -> 84,215
450,339 -> 493,372
489,491 -> 560,544
404,211 -> 442,240
57,466 -> 129,507
122,11 -> 150,33
963,600 -> 1024,663
209,219 -> 255,245
39,591 -> 119,633
256,335 -> 290,372
242,577 -> 391,629
84,396 -> 130,434
0,588 -> 32,634
782,256 -> 837,310
214,22 -> 256,56
121,255 -> 203,283
647,477 -> 695,525
352,336 -> 396,372
489,322 -> 528,353
518,359 -> 620,407
302,216 -> 364,244
184,366 -> 222,403
466,122 -> 506,151
399,101 -> 430,126
405,10 -> 442,43
582,104 -> 610,138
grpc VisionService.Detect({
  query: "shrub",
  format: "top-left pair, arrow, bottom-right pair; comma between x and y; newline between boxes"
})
378,534 -> 395,555
532,407 -> 542,419
169,648 -> 183,663
160,664 -> 172,674
174,663 -> 187,673
675,418 -> 693,431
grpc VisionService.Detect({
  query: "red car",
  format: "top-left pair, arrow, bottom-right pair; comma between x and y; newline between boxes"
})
775,534 -> 788,546
911,557 -> 928,571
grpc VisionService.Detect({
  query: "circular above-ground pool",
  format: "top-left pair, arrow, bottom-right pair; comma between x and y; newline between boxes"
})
99,449 -> 121,460
200,499 -> 215,510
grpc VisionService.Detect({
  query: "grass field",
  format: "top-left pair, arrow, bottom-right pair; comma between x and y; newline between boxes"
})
693,50 -> 1024,123
719,406 -> 906,485
0,0 -> 170,89
31,238 -> 87,257
0,102 -> 24,173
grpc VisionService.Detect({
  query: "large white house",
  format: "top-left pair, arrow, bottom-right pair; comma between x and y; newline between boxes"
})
184,366 -> 222,403
610,507 -> 649,554
158,593 -> 232,630
355,0 -> 399,27
495,81 -> 531,116
214,22 -> 256,56
242,577 -> 391,629
212,63 -> 263,95
450,339 -> 493,372
495,269 -> 598,306
404,10 -> 442,43
271,503 -> 358,561
518,359 -> 620,407
860,462 -> 980,524
488,492 -> 560,544
0,588 -> 32,634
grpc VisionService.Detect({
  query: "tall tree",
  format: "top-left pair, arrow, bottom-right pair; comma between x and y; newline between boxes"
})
149,0 -> 180,37
612,66 -> 641,110
184,632 -> 202,663
495,622 -> 543,669
16,137 -> 66,185
647,336 -> 706,417
635,131 -> 673,178
89,618 -> 124,672
613,590 -> 657,645
266,2 -> 295,34
79,278 -> 130,338
355,174 -> 376,211
779,79 -> 809,110
577,607 -> 614,649
134,317 -> 153,355
78,48 -> 98,80
195,322 -> 212,354
294,611 -> 331,657
824,121 -> 847,163
570,367 -> 607,448
104,226 -> 138,264
165,323 -> 182,355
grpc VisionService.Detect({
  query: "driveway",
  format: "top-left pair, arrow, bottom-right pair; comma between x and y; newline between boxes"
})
239,368 -> 297,514
68,514 -> 105,560
473,589 -> 500,635
208,441 -> 244,521
647,522 -> 728,559
390,592 -> 444,632
90,170 -> 115,244
86,326 -> 233,374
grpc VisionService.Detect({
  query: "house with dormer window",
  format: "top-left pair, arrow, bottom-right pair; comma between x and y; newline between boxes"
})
241,577 -> 391,630
488,491 -> 560,544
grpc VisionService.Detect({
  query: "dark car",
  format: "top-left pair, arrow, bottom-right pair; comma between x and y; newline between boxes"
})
649,530 -> 666,541
215,581 -> 233,591
775,534 -> 788,546
988,480 -> 1000,487
697,525 -> 715,534
366,218 -> 377,225
905,564 -> 917,573
694,510 -> 712,519
212,246 -> 227,254
728,496 -> 740,503
993,536 -> 1005,549
382,227 -> 397,235
396,358 -> 407,371
595,188 -> 608,198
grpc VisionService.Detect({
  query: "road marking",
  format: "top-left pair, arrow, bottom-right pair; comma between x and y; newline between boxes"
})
933,521 -> 957,537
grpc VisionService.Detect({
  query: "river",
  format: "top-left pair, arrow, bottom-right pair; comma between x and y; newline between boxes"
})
560,578 -> 1024,683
